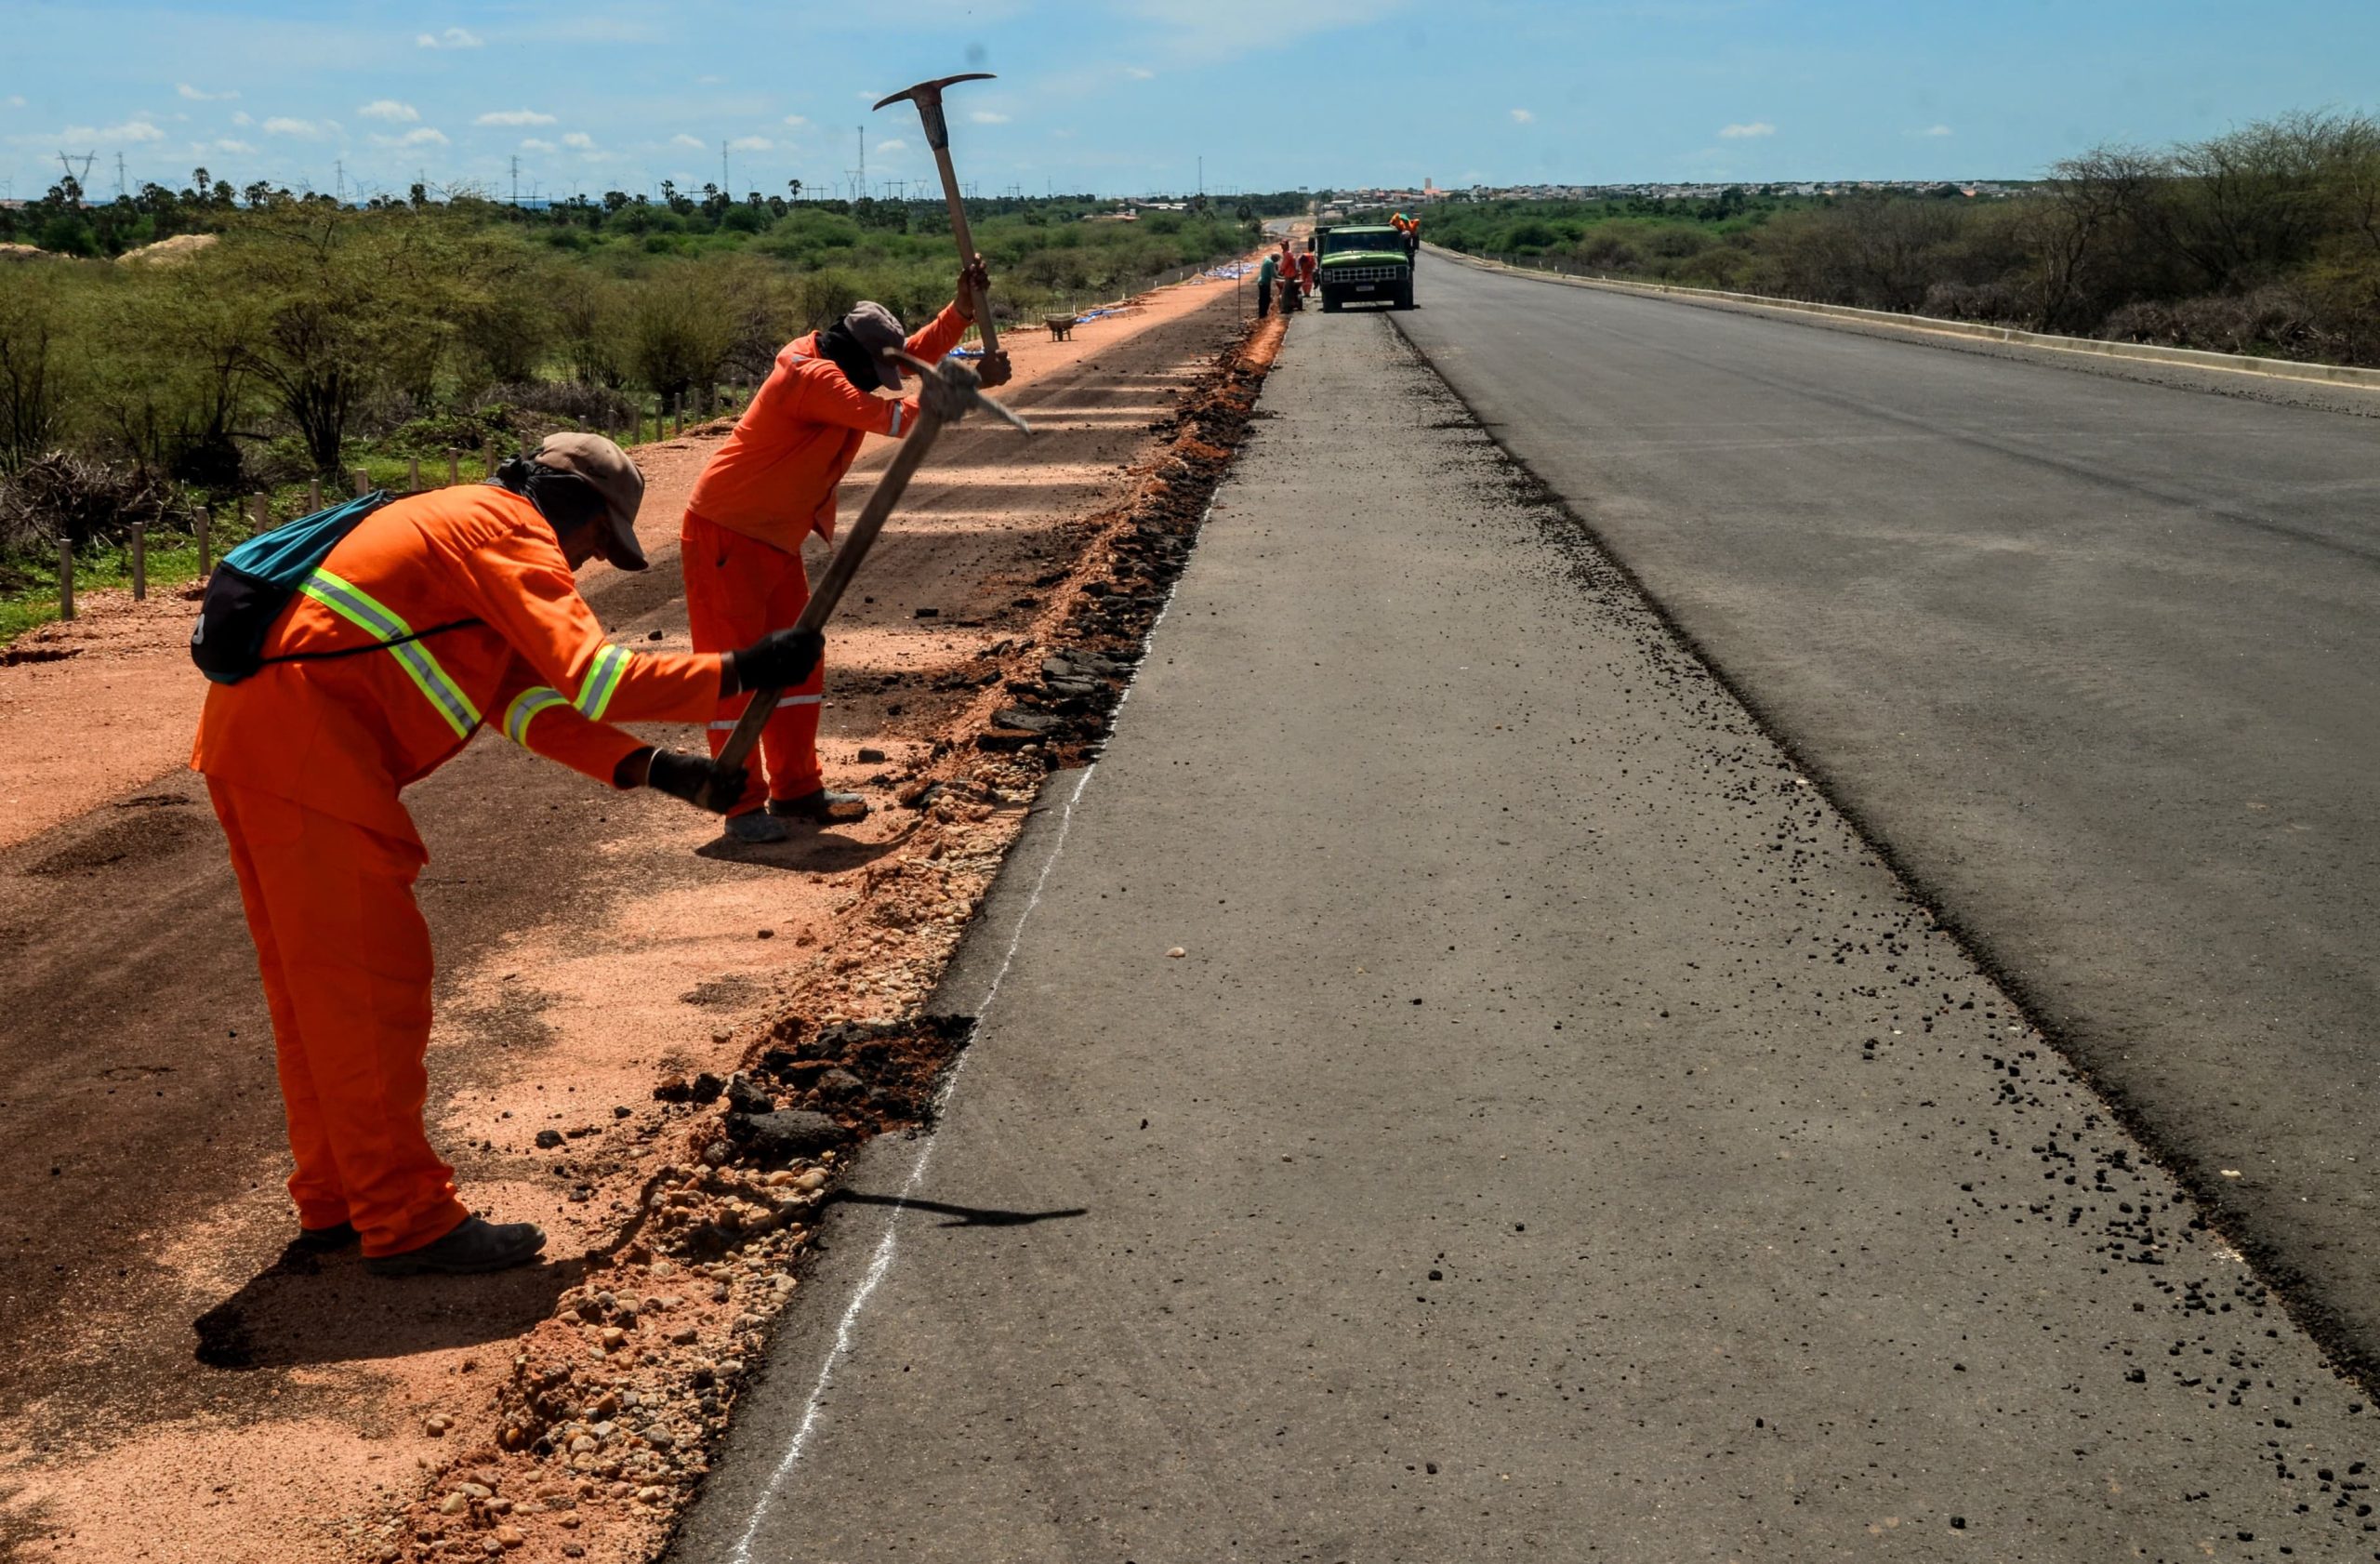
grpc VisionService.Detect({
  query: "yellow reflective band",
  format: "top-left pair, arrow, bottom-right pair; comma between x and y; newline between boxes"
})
299,570 -> 481,739
503,686 -> 570,748
575,643 -> 630,722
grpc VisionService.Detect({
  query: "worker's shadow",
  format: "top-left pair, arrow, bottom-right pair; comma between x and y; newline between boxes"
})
693,818 -> 919,874
192,1243 -> 586,1371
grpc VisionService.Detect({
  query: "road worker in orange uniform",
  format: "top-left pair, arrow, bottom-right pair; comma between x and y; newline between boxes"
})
681,260 -> 1012,842
1297,243 -> 1317,296
193,435 -> 822,1275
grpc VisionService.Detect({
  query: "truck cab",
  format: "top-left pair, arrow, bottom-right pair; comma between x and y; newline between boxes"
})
1316,224 -> 1413,312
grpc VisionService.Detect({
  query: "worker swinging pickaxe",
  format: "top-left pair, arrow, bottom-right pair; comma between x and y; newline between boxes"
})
696,352 -> 1030,810
875,73 -> 1005,360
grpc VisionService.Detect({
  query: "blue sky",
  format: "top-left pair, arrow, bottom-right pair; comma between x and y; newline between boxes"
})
4,1 -> 2375,202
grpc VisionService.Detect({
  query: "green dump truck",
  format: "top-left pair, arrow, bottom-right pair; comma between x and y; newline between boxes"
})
1316,223 -> 1413,312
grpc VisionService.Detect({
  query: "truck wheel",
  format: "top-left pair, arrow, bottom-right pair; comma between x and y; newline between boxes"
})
1395,284 -> 1415,311
1321,293 -> 1342,313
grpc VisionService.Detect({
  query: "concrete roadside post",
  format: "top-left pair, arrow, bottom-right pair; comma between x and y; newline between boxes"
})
446,449 -> 460,486
308,479 -> 323,511
483,439 -> 497,477
351,469 -> 369,499
250,493 -> 270,535
407,456 -> 421,494
57,540 -> 73,622
131,524 -> 145,602
195,508 -> 210,577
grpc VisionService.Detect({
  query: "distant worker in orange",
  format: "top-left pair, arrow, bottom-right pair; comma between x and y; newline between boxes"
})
681,260 -> 1012,842
194,435 -> 818,1275
1297,242 -> 1317,296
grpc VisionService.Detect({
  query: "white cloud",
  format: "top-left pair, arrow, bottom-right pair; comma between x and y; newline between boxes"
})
359,99 -> 419,123
202,138 -> 255,153
263,116 -> 319,137
874,138 -> 907,154
520,137 -> 557,152
372,126 -> 448,148
669,132 -> 704,150
231,111 -> 253,126
1718,121 -> 1776,139
1125,66 -> 1156,80
59,117 -> 169,143
729,135 -> 773,152
1510,108 -> 1534,125
5,96 -> 25,110
783,114 -> 809,128
416,26 -> 483,48
1921,123 -> 1953,138
178,84 -> 239,102
971,110 -> 1009,125
476,108 -> 556,126
562,132 -> 596,150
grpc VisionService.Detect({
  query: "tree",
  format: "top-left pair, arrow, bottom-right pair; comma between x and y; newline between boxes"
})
0,267 -> 73,471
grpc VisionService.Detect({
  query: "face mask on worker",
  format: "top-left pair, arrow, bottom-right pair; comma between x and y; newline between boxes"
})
495,456 -> 611,558
816,318 -> 882,392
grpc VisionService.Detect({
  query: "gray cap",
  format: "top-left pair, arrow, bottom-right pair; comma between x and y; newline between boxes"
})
840,301 -> 912,394
532,432 -> 648,571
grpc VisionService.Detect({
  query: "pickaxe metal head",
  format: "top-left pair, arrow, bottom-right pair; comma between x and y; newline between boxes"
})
886,349 -> 1031,434
872,73 -> 995,152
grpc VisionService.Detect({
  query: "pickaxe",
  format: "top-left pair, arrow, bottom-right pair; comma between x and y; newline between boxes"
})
874,73 -> 1003,358
696,351 -> 1030,811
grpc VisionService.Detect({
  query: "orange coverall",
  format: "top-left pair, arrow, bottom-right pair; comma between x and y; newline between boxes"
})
680,304 -> 970,814
192,485 -> 722,1257
1297,250 -> 1317,291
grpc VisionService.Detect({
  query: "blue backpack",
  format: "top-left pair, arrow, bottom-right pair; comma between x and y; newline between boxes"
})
189,491 -> 473,684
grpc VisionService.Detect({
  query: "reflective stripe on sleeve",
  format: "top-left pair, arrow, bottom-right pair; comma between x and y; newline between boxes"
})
299,570 -> 483,739
888,403 -> 905,437
707,694 -> 820,730
575,643 -> 631,722
503,686 -> 570,748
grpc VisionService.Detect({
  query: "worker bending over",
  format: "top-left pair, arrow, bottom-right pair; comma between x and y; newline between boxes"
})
1256,250 -> 1277,318
681,261 -> 1012,842
194,435 -> 817,1276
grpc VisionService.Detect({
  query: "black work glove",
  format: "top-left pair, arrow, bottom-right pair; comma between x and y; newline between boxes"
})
641,748 -> 747,815
976,349 -> 1013,389
730,626 -> 824,693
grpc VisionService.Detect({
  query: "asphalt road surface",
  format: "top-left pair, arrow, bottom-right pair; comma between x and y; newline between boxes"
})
1395,259 -> 2380,1379
673,314 -> 2377,1562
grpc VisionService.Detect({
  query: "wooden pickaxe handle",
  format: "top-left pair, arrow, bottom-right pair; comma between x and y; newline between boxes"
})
932,142 -> 1000,356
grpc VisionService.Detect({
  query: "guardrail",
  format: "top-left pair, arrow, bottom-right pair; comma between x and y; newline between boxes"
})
1448,249 -> 2380,392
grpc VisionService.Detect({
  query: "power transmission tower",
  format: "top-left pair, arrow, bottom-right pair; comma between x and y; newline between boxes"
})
335,158 -> 345,204
721,140 -> 730,197
115,151 -> 128,199
56,150 -> 96,195
509,154 -> 520,204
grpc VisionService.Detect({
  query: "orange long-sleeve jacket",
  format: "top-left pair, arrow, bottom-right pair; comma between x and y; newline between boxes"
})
192,484 -> 723,845
684,303 -> 972,555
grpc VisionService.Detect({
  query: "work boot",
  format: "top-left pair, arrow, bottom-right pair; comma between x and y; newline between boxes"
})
365,1215 -> 547,1278
722,809 -> 792,844
294,1219 -> 360,1254
770,789 -> 870,825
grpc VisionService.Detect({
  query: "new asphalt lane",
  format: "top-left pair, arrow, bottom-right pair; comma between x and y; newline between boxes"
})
671,309 -> 2379,1561
1396,258 -> 2380,1382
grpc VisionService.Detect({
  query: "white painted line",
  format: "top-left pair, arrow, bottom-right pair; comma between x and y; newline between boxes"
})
724,516 -> 1205,1562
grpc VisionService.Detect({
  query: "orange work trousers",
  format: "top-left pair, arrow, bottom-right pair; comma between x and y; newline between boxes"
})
207,777 -> 469,1258
681,510 -> 826,815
